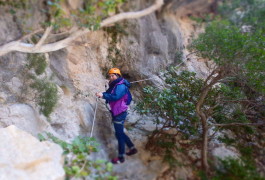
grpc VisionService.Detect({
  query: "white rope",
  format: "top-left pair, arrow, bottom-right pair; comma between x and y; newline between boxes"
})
130,62 -> 185,84
130,77 -> 158,84
90,97 -> 99,138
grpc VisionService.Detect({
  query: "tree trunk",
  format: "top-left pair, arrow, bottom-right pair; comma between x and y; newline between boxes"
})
201,116 -> 209,172
196,87 -> 210,173
195,68 -> 226,174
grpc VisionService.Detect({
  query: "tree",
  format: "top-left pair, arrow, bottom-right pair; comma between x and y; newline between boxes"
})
189,8 -> 265,173
0,0 -> 164,56
138,0 -> 265,176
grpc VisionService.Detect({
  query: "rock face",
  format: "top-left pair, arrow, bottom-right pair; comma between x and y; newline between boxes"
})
211,144 -> 240,166
0,125 -> 65,180
0,0 -> 217,179
0,104 -> 45,136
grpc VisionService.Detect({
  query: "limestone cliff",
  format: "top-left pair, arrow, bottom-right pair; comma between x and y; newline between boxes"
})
0,0 -> 218,179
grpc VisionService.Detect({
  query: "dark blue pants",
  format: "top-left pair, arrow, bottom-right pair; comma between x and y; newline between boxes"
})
112,111 -> 134,157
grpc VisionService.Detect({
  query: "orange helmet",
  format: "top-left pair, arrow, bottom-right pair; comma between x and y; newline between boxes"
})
108,68 -> 121,76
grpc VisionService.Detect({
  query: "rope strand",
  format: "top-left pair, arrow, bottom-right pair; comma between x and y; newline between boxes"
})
90,97 -> 99,138
130,61 -> 185,84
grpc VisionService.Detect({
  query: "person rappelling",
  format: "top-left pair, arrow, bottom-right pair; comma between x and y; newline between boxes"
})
95,68 -> 138,164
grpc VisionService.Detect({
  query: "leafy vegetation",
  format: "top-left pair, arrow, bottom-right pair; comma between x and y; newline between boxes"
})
103,23 -> 128,67
137,70 -> 202,139
0,0 -> 126,31
218,0 -> 265,33
27,53 -> 47,75
136,68 -> 257,164
20,53 -> 58,117
212,158 -> 265,180
30,77 -> 58,117
38,133 -> 116,179
190,20 -> 265,94
137,0 -> 265,177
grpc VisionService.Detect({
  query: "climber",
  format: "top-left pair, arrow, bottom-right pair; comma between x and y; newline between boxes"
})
95,68 -> 138,164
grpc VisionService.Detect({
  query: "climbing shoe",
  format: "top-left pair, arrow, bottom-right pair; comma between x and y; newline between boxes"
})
126,148 -> 138,156
111,157 -> 125,164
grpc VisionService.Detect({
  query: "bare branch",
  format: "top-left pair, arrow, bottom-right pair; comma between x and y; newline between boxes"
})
34,26 -> 53,49
20,29 -> 44,41
212,123 -> 265,127
0,29 -> 90,56
100,0 -> 164,27
186,51 -> 199,58
221,99 -> 257,102
0,0 -> 164,56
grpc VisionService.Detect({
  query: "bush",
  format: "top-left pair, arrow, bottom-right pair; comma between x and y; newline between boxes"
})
212,158 -> 265,180
30,78 -> 58,117
38,133 -> 117,180
19,53 -> 58,117
136,69 -> 204,139
27,53 -> 47,75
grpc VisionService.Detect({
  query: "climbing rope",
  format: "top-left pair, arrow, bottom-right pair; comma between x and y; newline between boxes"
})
130,61 -> 185,84
130,77 -> 158,84
90,97 -> 99,138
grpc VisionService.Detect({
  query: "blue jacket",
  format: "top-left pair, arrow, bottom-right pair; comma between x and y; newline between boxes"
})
103,78 -> 131,116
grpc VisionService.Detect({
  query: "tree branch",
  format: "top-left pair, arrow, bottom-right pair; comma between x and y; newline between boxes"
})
19,29 -> 44,41
34,26 -> 53,50
212,123 -> 265,127
0,0 -> 164,56
0,29 -> 90,56
100,0 -> 164,27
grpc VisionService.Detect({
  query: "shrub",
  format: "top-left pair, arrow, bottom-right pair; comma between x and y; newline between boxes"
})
30,78 -> 58,117
212,158 -> 265,180
38,133 -> 117,180
19,54 -> 58,117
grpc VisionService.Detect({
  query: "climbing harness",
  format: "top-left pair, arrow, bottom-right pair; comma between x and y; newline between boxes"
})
90,97 -> 99,138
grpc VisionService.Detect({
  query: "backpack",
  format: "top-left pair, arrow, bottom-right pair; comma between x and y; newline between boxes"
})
126,89 -> 133,105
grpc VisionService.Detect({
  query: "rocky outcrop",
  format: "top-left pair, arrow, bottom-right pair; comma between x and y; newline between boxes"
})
0,0 -> 217,179
212,145 -> 240,163
0,125 -> 65,180
0,104 -> 45,136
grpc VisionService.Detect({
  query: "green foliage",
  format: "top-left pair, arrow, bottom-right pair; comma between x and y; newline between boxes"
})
218,0 -> 265,33
39,133 -> 117,180
190,21 -> 246,65
191,0 -> 265,94
188,1 -> 265,176
137,67 -> 260,170
212,158 -> 265,180
103,23 -> 128,65
46,0 -> 125,30
211,83 -> 255,131
237,143 -> 254,159
27,53 -> 47,75
30,78 -> 58,117
137,69 -> 204,138
0,0 -> 125,31
163,149 -> 182,168
0,0 -> 29,12
190,20 -> 265,94
217,135 -> 236,146
137,68 -> 254,138
174,51 -> 183,64
20,54 -> 58,118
